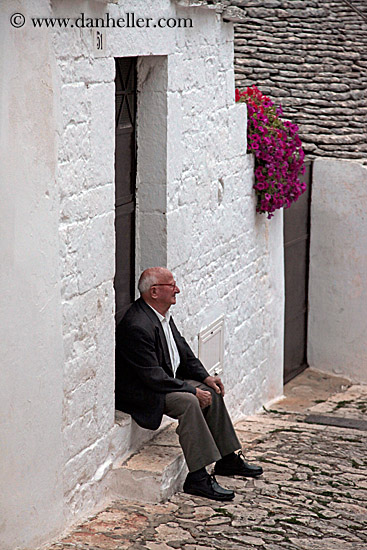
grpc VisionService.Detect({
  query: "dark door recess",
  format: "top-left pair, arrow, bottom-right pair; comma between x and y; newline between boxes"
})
283,161 -> 312,384
114,57 -> 137,324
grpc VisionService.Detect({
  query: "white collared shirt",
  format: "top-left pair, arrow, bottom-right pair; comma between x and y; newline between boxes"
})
148,305 -> 181,376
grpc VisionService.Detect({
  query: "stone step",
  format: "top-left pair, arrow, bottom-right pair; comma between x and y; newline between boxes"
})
109,423 -> 188,503
108,415 -> 274,504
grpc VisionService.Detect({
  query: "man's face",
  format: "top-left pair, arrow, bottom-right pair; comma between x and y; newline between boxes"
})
152,271 -> 180,311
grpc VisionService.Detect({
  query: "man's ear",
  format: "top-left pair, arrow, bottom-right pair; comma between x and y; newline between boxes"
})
150,286 -> 158,299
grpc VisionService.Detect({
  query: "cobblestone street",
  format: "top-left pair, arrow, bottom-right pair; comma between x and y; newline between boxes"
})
49,374 -> 367,550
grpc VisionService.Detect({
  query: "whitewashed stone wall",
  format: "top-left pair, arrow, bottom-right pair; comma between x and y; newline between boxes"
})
1,0 -> 284,548
56,37 -> 117,523
308,159 -> 367,383
169,159 -> 285,418
163,63 -> 284,417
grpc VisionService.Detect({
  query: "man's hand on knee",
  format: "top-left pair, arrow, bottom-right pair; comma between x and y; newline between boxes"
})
195,387 -> 212,408
203,375 -> 225,396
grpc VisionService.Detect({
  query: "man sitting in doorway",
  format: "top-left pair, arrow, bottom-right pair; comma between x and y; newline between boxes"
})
115,267 -> 263,501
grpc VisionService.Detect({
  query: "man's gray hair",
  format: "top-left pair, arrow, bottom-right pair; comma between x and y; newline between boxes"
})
138,267 -> 171,295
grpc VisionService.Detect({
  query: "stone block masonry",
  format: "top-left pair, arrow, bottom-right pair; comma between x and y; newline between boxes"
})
56,28 -> 117,522
233,0 -> 367,163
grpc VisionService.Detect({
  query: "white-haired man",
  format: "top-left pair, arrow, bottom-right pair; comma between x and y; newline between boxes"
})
115,267 -> 263,501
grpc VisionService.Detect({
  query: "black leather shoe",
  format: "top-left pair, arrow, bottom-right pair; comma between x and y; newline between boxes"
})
214,451 -> 263,478
183,473 -> 235,501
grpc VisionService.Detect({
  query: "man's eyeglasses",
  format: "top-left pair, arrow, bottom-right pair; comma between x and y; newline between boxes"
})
151,282 -> 177,289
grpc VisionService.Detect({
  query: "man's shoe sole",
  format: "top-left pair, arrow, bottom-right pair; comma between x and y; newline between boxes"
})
214,468 -> 263,478
183,487 -> 235,501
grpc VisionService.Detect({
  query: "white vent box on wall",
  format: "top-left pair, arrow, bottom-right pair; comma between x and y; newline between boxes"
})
198,316 -> 224,376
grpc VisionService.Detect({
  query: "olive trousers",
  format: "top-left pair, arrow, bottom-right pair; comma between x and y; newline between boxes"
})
164,379 -> 241,472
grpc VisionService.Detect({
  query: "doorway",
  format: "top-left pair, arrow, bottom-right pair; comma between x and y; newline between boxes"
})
114,57 -> 137,324
283,161 -> 313,383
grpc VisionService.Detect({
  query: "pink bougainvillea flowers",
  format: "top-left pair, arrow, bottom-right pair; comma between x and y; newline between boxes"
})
236,85 -> 306,219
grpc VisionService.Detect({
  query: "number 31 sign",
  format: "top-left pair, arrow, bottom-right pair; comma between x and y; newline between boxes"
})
93,29 -> 106,57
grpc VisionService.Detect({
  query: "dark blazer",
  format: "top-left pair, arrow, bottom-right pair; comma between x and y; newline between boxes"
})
115,297 -> 210,430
